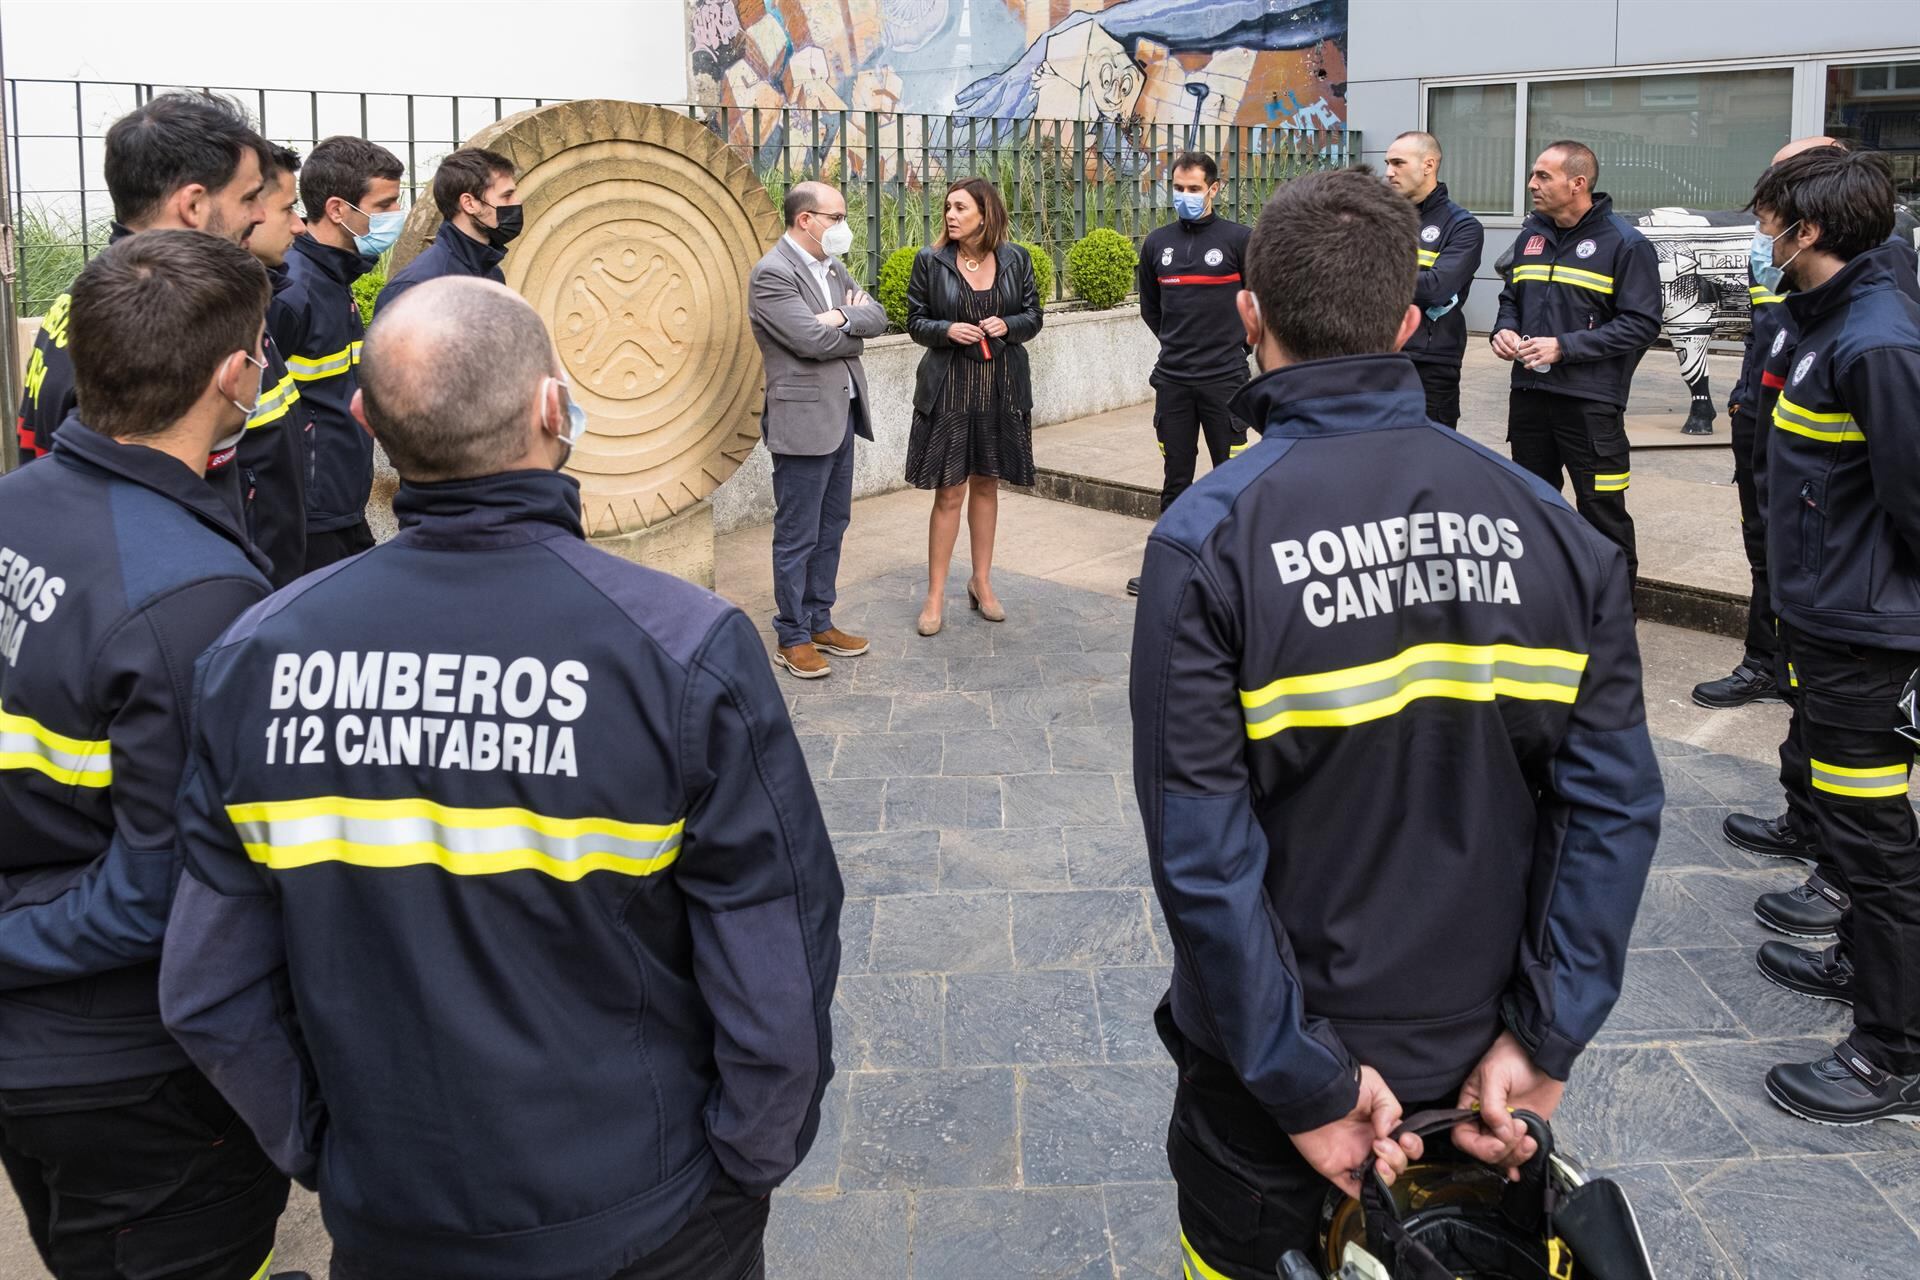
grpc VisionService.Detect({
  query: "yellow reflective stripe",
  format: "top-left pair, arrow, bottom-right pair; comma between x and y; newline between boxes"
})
1550,265 -> 1615,295
1180,1232 -> 1234,1280
1593,470 -> 1630,492
1240,642 -> 1589,739
286,345 -> 354,381
245,373 -> 301,430
1417,248 -> 1440,266
1748,285 -> 1786,305
1510,265 -> 1554,282
0,702 -> 113,788
226,795 -> 684,880
1228,441 -> 1251,457
1788,661 -> 1799,688
1773,395 -> 1864,443
246,1252 -> 274,1280
1810,759 -> 1910,799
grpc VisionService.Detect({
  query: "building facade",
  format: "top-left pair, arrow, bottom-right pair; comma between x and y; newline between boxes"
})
1345,0 -> 1920,332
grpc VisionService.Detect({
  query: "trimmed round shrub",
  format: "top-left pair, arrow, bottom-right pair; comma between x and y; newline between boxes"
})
1065,228 -> 1136,309
1015,239 -> 1055,303
876,245 -> 919,331
351,270 -> 385,326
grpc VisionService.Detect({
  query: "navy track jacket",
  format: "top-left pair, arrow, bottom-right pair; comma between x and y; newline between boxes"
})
1131,355 -> 1661,1131
374,222 -> 507,314
1495,194 -> 1662,408
280,234 -> 374,534
1138,213 -> 1253,385
1403,183 -> 1485,368
1764,241 -> 1920,651
235,263 -> 310,586
0,421 -> 270,1088
160,469 -> 843,1280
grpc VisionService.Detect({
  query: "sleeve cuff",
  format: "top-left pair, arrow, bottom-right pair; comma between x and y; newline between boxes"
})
1270,1062 -> 1362,1135
1501,994 -> 1579,1082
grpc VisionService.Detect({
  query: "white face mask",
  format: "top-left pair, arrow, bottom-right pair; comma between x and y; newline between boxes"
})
214,349 -> 269,451
819,218 -> 854,257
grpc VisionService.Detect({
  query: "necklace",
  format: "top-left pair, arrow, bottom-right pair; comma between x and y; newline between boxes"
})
962,254 -> 981,272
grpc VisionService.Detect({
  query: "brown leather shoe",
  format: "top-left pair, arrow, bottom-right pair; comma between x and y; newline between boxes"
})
774,642 -> 831,679
811,628 -> 870,657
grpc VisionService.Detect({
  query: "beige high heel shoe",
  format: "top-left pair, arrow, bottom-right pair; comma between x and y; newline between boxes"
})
968,585 -> 1005,623
917,605 -> 944,636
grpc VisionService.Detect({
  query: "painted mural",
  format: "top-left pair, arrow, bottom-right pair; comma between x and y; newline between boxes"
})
688,0 -> 1348,137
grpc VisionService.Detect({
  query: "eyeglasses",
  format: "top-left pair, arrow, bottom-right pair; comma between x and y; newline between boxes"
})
809,211 -> 849,224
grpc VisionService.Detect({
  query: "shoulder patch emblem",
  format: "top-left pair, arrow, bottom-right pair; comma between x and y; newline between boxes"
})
1420,225 -> 1442,243
1575,238 -> 1598,259
1161,246 -> 1173,266
1523,235 -> 1546,256
1793,353 -> 1816,385
1204,247 -> 1224,266
1770,329 -> 1787,357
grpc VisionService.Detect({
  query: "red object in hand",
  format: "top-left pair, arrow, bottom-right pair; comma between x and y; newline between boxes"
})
979,337 -> 993,361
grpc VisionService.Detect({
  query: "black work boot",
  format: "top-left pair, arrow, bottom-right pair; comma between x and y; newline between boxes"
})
1756,940 -> 1854,1004
1754,873 -> 1848,940
1766,1039 -> 1920,1126
1723,811 -> 1820,863
1691,662 -> 1782,709
1126,576 -> 1141,597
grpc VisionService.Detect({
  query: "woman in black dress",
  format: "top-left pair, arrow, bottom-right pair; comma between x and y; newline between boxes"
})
904,177 -> 1043,635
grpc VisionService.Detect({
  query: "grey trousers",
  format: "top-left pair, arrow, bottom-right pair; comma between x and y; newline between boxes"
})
770,411 -> 856,648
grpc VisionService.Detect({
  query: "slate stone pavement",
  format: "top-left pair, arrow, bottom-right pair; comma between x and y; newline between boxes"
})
759,565 -> 1920,1280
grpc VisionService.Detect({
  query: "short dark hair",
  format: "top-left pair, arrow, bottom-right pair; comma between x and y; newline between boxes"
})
265,144 -> 302,180
69,231 -> 269,440
1171,152 -> 1218,185
1246,170 -> 1417,362
1391,131 -> 1442,163
1544,140 -> 1598,185
300,136 -> 404,219
432,147 -> 515,221
103,92 -> 271,227
1750,147 -> 1896,261
783,180 -> 838,227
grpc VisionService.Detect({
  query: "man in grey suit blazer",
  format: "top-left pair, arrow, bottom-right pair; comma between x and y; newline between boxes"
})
748,181 -> 889,679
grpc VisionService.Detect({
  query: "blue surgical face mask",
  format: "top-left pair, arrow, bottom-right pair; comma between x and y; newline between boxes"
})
1172,190 -> 1208,222
346,202 -> 406,260
1750,219 -> 1802,294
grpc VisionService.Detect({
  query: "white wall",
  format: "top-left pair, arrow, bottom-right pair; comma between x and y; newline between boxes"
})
2,0 -> 689,104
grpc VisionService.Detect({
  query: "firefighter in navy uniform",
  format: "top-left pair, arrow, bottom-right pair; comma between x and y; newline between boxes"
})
15,92 -> 268,466
1129,151 -> 1252,596
283,135 -> 405,572
237,143 -> 312,586
1493,140 -> 1662,585
1131,170 -> 1661,1278
0,234 -> 296,1279
1384,130 -> 1484,429
374,147 -> 519,314
161,278 -> 843,1280
1695,149 -> 1920,1128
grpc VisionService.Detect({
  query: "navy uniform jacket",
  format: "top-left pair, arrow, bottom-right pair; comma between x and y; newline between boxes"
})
228,264 -> 310,587
0,420 -> 270,1087
160,469 -> 843,1280
1495,194 -> 1663,408
1132,355 -> 1660,1130
1403,183 -> 1485,368
374,222 -> 507,314
281,234 -> 373,534
1764,241 -> 1920,651
1137,213 -> 1253,385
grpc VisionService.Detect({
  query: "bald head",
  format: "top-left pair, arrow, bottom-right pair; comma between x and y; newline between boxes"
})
1384,131 -> 1442,200
783,180 -> 841,227
1774,135 -> 1842,164
358,277 -> 559,481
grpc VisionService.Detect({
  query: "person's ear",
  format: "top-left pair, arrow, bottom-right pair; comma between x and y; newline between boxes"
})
1792,220 -> 1821,254
1392,303 -> 1422,352
1237,289 -> 1262,348
173,183 -> 211,229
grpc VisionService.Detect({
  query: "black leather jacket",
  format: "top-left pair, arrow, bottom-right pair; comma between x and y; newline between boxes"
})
906,242 -> 1043,415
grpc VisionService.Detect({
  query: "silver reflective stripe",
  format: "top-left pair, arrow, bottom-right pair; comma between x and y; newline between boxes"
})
0,718 -> 113,787
230,811 -> 682,867
1242,657 -> 1584,729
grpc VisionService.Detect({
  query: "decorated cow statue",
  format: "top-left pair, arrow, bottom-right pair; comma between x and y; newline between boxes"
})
1497,204 -> 1918,435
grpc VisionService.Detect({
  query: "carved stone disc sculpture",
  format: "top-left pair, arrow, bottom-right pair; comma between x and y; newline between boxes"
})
393,101 -> 780,536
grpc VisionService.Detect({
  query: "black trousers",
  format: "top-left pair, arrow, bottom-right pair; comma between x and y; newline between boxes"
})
1153,373 -> 1249,513
1507,389 -> 1638,583
1730,409 -> 1776,671
1776,624 -> 1920,1074
1158,1000 -> 1452,1278
0,1067 -> 289,1280
302,517 -> 375,574
330,1174 -> 769,1280
1413,360 -> 1462,429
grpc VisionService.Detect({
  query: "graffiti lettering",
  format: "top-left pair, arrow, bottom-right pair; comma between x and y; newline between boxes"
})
691,0 -> 743,55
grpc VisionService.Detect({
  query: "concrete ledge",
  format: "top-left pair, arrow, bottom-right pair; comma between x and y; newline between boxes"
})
1015,467 -> 1161,521
1633,579 -> 1748,639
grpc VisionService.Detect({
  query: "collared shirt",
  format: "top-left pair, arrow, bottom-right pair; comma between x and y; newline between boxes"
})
783,233 -> 856,399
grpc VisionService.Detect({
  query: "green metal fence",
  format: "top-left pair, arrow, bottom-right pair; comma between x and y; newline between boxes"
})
5,77 -> 1356,313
